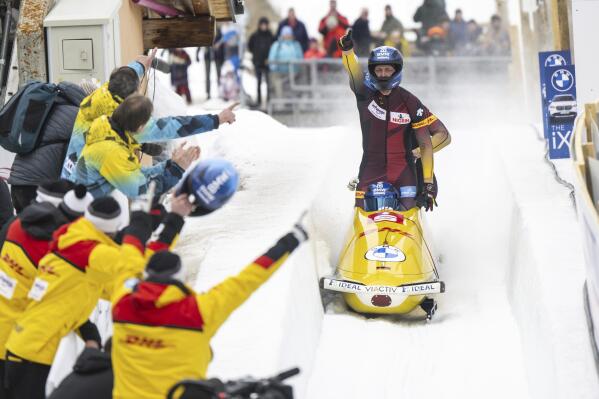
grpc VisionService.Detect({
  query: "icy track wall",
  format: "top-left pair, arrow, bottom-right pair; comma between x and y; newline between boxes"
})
492,125 -> 599,399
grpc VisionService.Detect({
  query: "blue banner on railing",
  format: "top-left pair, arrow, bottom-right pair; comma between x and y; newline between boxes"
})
538,51 -> 577,159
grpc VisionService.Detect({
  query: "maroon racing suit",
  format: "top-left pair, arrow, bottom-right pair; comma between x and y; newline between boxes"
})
342,49 -> 439,209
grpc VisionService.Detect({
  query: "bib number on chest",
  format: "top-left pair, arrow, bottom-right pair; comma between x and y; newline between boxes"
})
28,278 -> 49,302
368,101 -> 387,121
0,270 -> 17,300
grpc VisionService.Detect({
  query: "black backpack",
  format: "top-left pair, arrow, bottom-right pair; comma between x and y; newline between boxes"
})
0,81 -> 60,154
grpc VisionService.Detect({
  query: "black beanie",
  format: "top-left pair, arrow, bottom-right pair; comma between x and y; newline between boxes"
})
85,197 -> 122,233
146,251 -> 182,278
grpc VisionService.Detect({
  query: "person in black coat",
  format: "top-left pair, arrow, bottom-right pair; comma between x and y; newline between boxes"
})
413,0 -> 449,35
276,8 -> 309,52
248,17 -> 276,107
352,8 -> 372,57
47,338 -> 113,399
7,82 -> 86,213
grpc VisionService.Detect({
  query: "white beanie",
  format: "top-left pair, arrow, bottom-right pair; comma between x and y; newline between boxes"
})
36,180 -> 74,207
60,185 -> 94,220
84,197 -> 123,234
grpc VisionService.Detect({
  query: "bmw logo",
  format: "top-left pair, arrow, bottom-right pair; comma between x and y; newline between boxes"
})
545,54 -> 566,67
551,69 -> 574,92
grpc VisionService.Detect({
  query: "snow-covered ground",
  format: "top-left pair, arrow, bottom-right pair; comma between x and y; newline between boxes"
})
8,27 -> 589,397
143,66 -> 598,398
48,51 -> 586,398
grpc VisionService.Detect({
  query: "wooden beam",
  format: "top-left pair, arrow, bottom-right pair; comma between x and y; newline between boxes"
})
143,16 -> 215,49
208,0 -> 234,21
192,0 -> 211,15
550,0 -> 570,50
17,0 -> 54,83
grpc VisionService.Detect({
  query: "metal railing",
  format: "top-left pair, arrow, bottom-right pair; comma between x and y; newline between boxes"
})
264,56 -> 512,119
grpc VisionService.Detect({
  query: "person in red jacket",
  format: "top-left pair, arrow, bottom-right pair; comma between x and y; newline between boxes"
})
318,0 -> 349,58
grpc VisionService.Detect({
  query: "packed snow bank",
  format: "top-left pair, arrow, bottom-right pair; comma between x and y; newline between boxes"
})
494,126 -> 599,399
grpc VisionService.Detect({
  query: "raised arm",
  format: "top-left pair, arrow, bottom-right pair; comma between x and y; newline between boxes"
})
339,29 -> 365,94
196,223 -> 308,337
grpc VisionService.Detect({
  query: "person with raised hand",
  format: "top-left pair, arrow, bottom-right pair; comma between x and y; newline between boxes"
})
61,48 -> 238,182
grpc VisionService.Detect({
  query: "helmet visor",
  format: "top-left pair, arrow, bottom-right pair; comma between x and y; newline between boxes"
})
364,195 -> 400,212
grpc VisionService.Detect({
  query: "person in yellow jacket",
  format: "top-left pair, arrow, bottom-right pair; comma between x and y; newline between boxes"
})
61,51 -> 237,182
0,181 -> 93,397
3,195 -> 190,399
111,221 -> 309,399
72,94 -> 200,199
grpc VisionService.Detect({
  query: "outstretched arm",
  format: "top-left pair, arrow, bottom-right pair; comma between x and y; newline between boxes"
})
197,224 -> 308,337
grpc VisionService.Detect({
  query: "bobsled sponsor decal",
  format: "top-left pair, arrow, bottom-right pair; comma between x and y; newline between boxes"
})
322,278 -> 444,296
390,112 -> 411,125
365,245 -> 406,262
368,212 -> 405,224
368,101 -> 387,121
400,186 -> 417,198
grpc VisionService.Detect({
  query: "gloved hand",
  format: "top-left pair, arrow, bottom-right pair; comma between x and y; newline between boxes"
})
338,29 -> 353,51
123,211 -> 154,244
416,183 -> 437,212
347,177 -> 359,191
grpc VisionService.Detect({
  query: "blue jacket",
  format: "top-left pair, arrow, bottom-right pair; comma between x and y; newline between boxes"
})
268,40 -> 303,74
276,19 -> 309,52
61,62 -> 219,181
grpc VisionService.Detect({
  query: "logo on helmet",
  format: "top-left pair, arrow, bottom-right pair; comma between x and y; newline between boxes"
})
377,48 -> 391,60
197,170 -> 231,205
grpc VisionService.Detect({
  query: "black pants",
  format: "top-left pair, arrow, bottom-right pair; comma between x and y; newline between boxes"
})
9,185 -> 37,214
255,66 -> 270,105
0,360 -> 8,399
0,181 -> 13,229
4,352 -> 51,399
204,51 -> 223,98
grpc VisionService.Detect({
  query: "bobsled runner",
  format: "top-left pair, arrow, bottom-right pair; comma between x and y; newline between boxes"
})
321,182 -> 444,320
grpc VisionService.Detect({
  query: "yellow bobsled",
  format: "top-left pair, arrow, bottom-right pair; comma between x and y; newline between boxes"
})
321,186 -> 444,319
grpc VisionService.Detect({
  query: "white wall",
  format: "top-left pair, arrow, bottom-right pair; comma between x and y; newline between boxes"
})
572,0 -> 599,105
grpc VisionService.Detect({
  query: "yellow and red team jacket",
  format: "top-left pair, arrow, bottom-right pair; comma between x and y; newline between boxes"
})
4,217 -> 150,365
0,204 -> 67,360
111,232 -> 303,399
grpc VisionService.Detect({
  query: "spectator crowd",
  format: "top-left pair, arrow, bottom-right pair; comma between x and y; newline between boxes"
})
140,0 -> 512,109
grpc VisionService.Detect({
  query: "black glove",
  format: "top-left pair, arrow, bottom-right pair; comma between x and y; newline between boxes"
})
338,29 -> 353,51
416,183 -> 437,212
123,211 -> 153,244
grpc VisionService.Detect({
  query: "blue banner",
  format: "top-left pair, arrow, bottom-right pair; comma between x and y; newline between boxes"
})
538,51 -> 577,159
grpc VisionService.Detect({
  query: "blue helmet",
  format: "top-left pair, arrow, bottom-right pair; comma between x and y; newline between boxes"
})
177,159 -> 239,216
364,46 -> 404,92
363,182 -> 401,212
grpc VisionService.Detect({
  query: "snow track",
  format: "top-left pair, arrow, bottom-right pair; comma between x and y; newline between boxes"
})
172,109 -> 598,398
38,69 -> 599,397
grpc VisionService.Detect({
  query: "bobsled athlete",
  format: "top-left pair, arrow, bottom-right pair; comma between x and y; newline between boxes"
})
339,29 -> 451,211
